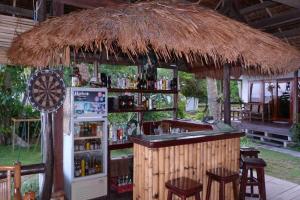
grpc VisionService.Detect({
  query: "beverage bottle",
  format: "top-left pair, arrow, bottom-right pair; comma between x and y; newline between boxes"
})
81,159 -> 85,176
137,74 -> 141,89
107,76 -> 112,89
85,158 -> 89,175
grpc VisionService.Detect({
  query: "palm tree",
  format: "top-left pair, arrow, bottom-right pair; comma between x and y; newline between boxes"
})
206,77 -> 221,120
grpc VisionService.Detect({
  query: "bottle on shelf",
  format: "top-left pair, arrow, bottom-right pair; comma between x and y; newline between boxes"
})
81,159 -> 85,177
107,76 -> 112,89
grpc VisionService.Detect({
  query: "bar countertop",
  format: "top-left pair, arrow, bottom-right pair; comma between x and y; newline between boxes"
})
130,130 -> 244,148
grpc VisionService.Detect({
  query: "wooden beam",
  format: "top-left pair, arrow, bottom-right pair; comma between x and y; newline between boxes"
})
273,27 -> 300,38
52,0 -> 64,16
40,113 -> 54,200
293,70 -> 299,123
272,0 -> 300,9
250,9 -> 300,29
57,0 -> 121,9
240,1 -> 278,15
223,63 -> 231,125
0,3 -> 33,18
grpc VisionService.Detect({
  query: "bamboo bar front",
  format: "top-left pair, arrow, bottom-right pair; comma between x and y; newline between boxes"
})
131,132 -> 242,200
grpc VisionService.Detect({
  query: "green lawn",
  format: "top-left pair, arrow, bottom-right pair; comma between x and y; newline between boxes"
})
258,147 -> 300,184
0,145 -> 42,166
241,137 -> 300,184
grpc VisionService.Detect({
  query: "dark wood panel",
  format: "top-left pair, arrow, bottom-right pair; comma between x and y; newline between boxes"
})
272,0 -> 300,9
0,3 -> 33,18
250,9 -> 300,29
240,1 -> 278,15
273,27 -> 300,38
109,140 -> 133,150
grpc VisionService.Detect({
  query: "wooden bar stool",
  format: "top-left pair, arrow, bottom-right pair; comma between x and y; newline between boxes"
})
206,168 -> 239,200
240,157 -> 267,200
240,147 -> 260,196
165,177 -> 203,200
240,147 -> 260,159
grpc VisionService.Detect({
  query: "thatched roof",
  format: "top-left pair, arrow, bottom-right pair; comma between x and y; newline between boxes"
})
7,2 -> 300,76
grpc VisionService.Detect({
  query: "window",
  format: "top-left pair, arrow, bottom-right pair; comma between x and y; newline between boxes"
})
250,82 -> 261,102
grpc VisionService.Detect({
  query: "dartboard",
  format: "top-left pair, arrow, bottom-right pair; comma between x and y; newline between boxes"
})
28,70 -> 66,113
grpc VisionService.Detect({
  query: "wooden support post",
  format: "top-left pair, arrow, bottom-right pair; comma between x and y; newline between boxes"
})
223,64 -> 231,125
53,108 -> 64,192
52,0 -> 64,16
173,68 -> 178,120
52,0 -> 64,193
40,113 -> 54,200
293,70 -> 299,124
138,65 -> 143,131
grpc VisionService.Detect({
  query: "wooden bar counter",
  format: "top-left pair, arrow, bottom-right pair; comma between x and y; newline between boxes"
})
130,131 -> 244,200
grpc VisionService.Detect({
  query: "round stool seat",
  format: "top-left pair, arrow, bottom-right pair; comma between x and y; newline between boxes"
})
165,177 -> 203,197
240,147 -> 260,158
206,168 -> 239,183
243,157 -> 266,167
206,168 -> 239,200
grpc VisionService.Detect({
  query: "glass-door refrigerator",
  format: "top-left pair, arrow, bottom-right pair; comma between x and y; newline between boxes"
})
63,87 -> 108,200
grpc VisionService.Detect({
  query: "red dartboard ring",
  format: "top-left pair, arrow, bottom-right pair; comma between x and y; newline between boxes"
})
28,70 -> 66,113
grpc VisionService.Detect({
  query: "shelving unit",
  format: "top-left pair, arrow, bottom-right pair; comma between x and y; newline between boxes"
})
109,108 -> 175,113
105,66 -> 179,197
108,88 -> 178,94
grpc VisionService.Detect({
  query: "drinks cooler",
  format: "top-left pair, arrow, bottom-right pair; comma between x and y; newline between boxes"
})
63,87 -> 108,200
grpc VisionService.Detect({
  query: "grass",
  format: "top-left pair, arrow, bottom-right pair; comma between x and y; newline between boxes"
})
258,147 -> 300,184
0,145 -> 42,165
240,137 -> 300,184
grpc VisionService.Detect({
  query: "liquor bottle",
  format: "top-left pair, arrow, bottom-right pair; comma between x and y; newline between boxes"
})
141,72 -> 147,89
137,74 -> 141,89
85,158 -> 89,175
74,158 -> 80,177
107,76 -> 112,89
81,159 -> 85,176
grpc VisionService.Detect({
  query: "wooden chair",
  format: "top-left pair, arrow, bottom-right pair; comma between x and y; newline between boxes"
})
0,163 -> 22,200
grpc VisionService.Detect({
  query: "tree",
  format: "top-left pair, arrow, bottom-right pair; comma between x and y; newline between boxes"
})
206,77 -> 221,120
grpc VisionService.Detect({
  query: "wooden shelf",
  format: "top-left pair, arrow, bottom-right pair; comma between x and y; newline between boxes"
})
74,149 -> 102,154
74,136 -> 101,140
108,108 -> 175,113
108,88 -> 178,94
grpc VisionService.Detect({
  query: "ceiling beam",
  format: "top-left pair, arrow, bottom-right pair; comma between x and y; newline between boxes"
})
250,9 -> 300,29
57,0 -> 121,9
273,27 -> 300,38
240,1 -> 278,15
0,3 -> 33,18
272,0 -> 300,9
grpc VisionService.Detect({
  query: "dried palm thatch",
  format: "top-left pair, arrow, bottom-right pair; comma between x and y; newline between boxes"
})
7,2 -> 300,76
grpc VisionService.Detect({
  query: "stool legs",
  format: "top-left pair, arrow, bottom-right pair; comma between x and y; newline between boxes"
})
233,179 -> 239,200
250,168 -> 254,195
219,182 -> 225,200
167,190 -> 172,200
257,169 -> 266,200
239,168 -> 248,200
206,177 -> 212,200
195,193 -> 201,200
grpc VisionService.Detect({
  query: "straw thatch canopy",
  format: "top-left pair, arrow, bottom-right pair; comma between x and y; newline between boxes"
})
7,2 -> 300,76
